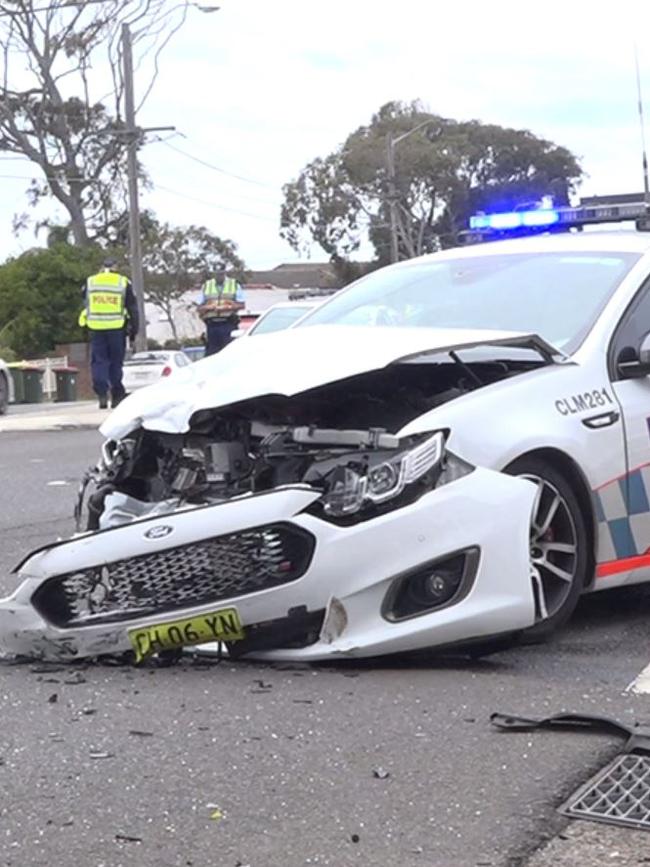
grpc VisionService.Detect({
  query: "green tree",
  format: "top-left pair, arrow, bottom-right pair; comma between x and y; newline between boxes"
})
141,220 -> 246,343
0,243 -> 104,357
281,100 -> 583,263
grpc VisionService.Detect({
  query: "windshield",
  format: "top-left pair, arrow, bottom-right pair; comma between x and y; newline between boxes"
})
251,306 -> 312,335
300,251 -> 640,351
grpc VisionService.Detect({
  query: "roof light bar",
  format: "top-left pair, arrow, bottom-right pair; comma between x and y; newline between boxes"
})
469,209 -> 559,230
464,196 -> 650,244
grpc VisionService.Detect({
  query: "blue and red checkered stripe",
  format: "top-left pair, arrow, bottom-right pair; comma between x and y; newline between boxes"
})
594,463 -> 650,577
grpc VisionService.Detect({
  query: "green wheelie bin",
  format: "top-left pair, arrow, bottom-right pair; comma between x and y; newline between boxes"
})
22,367 -> 44,404
7,364 -> 25,403
54,367 -> 79,402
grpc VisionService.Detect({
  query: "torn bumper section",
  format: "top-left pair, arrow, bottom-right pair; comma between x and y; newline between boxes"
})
0,469 -> 536,662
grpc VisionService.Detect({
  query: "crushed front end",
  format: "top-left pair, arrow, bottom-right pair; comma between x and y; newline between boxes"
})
0,362 -> 538,662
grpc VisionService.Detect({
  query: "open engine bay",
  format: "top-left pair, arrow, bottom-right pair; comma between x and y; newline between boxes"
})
79,352 -> 545,531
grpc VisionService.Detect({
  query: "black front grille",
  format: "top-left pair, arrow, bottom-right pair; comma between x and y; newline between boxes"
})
32,522 -> 315,627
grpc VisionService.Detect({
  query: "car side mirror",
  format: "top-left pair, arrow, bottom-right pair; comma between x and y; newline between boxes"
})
617,333 -> 650,379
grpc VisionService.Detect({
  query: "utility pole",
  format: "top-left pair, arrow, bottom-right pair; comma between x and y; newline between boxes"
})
122,22 -> 147,352
118,10 -> 217,350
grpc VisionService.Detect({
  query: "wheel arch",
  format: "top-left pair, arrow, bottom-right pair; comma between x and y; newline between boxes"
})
503,447 -> 598,589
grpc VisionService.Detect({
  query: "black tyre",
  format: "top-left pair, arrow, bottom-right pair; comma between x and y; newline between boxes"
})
0,373 -> 8,415
505,456 -> 589,640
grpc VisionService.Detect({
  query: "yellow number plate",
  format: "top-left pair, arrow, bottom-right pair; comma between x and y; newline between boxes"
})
128,607 -> 244,662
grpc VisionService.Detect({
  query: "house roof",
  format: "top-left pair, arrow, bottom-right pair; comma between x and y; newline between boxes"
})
244,262 -> 341,290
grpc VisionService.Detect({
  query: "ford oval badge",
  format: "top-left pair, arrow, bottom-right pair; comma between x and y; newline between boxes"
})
144,525 -> 173,540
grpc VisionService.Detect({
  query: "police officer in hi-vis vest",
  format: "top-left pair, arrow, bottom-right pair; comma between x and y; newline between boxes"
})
78,258 -> 139,409
197,263 -> 245,355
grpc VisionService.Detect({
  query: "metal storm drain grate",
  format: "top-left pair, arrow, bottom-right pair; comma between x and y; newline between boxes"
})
560,753 -> 650,831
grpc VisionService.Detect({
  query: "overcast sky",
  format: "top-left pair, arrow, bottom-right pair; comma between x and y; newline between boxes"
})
2,0 -> 650,268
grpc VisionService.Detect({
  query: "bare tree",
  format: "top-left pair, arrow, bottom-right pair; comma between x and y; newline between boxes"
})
0,0 -> 190,244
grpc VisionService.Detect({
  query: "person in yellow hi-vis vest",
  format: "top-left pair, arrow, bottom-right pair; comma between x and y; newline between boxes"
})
79,258 -> 139,409
197,263 -> 245,355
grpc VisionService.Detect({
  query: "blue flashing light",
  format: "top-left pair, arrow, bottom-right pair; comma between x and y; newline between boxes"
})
469,209 -> 560,231
468,214 -> 491,229
487,212 -> 521,230
521,209 -> 559,227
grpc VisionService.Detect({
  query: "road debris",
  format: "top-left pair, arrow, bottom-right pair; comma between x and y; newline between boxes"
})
128,729 -> 154,737
89,751 -> 114,759
372,767 -> 390,779
115,833 -> 142,843
207,804 -> 224,822
47,693 -> 58,704
250,679 -> 272,693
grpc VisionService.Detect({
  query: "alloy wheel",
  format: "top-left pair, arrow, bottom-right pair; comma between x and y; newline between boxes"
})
521,473 -> 579,622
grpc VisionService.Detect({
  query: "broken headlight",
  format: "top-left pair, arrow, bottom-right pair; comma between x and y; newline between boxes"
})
322,431 -> 445,517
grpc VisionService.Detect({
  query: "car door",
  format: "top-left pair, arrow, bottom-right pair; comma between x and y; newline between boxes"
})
608,276 -> 650,582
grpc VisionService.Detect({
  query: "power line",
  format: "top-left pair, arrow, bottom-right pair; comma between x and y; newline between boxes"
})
154,183 -> 278,222
0,172 -> 279,220
160,140 -> 279,190
149,135 -> 280,205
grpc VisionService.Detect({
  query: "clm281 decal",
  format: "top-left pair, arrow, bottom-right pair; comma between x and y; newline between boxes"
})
555,388 -> 614,416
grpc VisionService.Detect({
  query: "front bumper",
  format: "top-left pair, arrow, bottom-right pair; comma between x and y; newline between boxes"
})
0,469 -> 537,661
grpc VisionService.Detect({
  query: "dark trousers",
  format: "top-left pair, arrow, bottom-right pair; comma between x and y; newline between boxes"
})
90,329 -> 126,398
205,319 -> 234,356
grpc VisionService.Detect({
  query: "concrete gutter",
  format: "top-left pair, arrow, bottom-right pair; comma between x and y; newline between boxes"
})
526,821 -> 647,866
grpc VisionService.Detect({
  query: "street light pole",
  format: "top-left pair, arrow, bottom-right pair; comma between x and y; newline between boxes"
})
121,22 -> 147,352
385,119 -> 441,264
385,134 -> 399,264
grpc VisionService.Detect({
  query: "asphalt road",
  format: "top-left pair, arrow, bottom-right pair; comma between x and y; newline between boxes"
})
1,431 -> 649,867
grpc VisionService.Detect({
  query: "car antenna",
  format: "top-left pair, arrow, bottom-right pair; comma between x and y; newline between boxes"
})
634,43 -> 650,214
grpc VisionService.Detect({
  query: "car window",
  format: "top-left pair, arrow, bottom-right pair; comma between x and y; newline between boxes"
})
251,306 -> 312,335
609,275 -> 650,377
130,352 -> 169,362
175,353 -> 188,367
300,252 -> 640,353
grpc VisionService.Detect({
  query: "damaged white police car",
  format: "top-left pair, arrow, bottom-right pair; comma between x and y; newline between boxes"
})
4,227 -> 650,663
